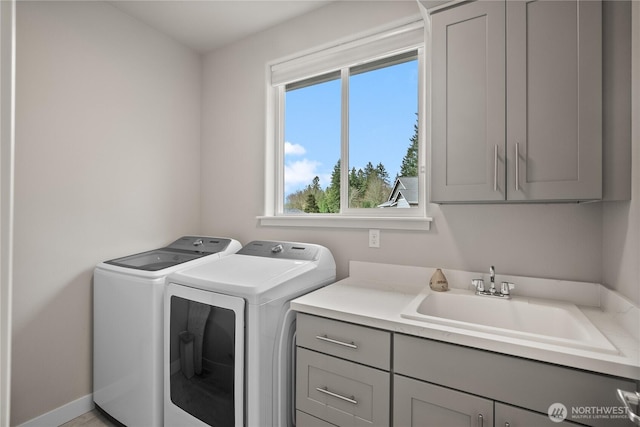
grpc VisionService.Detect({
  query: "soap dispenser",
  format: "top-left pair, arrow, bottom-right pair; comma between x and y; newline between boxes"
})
429,268 -> 449,292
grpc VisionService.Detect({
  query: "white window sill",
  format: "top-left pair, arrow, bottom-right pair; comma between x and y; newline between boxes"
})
257,215 -> 432,231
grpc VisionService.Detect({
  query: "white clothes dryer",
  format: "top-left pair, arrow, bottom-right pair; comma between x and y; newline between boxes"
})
164,240 -> 336,427
93,236 -> 242,427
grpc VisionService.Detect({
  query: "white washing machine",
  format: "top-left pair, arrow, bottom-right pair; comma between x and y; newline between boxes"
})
93,236 -> 242,427
164,240 -> 336,427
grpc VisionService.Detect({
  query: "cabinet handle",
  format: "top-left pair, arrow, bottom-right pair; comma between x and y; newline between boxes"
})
515,143 -> 520,191
505,423 -> 510,427
493,145 -> 498,192
316,386 -> 358,405
478,414 -> 484,427
315,334 -> 357,349
617,389 -> 640,424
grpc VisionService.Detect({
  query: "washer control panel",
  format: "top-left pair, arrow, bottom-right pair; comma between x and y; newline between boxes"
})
237,240 -> 319,260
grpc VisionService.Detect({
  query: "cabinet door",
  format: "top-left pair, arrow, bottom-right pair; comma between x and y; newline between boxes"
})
506,0 -> 602,201
430,0 -> 506,202
394,375 -> 493,427
495,402 -> 581,427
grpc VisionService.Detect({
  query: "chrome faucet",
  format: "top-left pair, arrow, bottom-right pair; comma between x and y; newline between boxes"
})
472,265 -> 515,299
489,265 -> 496,294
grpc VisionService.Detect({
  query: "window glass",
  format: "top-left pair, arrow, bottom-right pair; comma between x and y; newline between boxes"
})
269,20 -> 426,225
284,74 -> 341,213
282,53 -> 419,214
348,55 -> 418,209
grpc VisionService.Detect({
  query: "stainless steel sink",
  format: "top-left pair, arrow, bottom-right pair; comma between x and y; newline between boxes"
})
401,288 -> 619,355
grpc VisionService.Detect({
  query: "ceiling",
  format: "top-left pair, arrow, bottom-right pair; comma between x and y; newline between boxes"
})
109,0 -> 333,54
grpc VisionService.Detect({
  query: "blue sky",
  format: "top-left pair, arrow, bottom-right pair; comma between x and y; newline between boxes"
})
284,59 -> 418,197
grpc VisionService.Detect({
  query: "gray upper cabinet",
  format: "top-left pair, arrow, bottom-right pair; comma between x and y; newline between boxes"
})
430,0 -> 602,203
506,0 -> 602,201
431,0 -> 506,202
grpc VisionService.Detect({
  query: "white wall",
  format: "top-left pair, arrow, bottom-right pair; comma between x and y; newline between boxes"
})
7,0 -> 637,424
11,2 -> 202,424
602,0 -> 640,306
201,1 -> 606,287
1,1 -> 16,425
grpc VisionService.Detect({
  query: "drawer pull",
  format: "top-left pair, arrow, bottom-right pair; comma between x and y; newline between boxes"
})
478,414 -> 484,427
514,143 -> 520,192
617,389 -> 640,424
493,144 -> 498,192
316,386 -> 358,405
315,334 -> 357,349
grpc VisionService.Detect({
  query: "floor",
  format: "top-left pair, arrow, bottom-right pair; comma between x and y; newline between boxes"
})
60,410 -> 119,427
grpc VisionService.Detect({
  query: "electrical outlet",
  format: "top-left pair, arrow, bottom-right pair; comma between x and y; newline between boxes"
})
369,229 -> 380,248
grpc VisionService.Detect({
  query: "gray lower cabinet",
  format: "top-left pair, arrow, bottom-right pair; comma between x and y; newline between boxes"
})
295,314 -> 638,427
394,374 -> 582,427
394,374 -> 493,427
495,402 -> 581,427
394,333 -> 637,427
295,314 -> 392,427
430,0 -> 602,203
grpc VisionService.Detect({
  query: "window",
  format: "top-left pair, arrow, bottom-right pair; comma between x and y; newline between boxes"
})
262,20 -> 431,230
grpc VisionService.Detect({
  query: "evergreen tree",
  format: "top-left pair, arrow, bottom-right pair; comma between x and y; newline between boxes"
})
285,175 -> 325,212
356,169 -> 366,192
304,193 -> 320,213
349,167 -> 362,192
324,160 -> 341,213
375,162 -> 390,185
400,117 -> 419,177
311,176 -> 321,191
364,162 -> 376,180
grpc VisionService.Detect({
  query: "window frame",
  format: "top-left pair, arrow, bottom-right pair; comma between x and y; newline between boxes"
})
260,18 -> 432,231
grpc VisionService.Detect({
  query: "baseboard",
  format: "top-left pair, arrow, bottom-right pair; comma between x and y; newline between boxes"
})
17,394 -> 94,427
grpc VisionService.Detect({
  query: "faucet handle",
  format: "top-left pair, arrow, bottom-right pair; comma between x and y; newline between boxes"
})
500,282 -> 515,296
472,279 -> 485,293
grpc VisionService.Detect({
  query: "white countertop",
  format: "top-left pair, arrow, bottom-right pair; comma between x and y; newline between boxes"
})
291,261 -> 640,380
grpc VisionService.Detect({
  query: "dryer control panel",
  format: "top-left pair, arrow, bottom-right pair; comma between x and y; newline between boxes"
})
168,236 -> 232,254
237,240 -> 319,260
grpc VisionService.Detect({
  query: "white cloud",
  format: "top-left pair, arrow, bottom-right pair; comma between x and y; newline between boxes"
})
284,141 -> 306,156
285,159 -> 319,191
285,159 -> 334,194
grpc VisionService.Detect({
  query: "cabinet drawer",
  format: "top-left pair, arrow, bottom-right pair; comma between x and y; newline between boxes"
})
297,313 -> 391,370
394,334 -> 637,427
296,347 -> 390,427
296,410 -> 338,427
